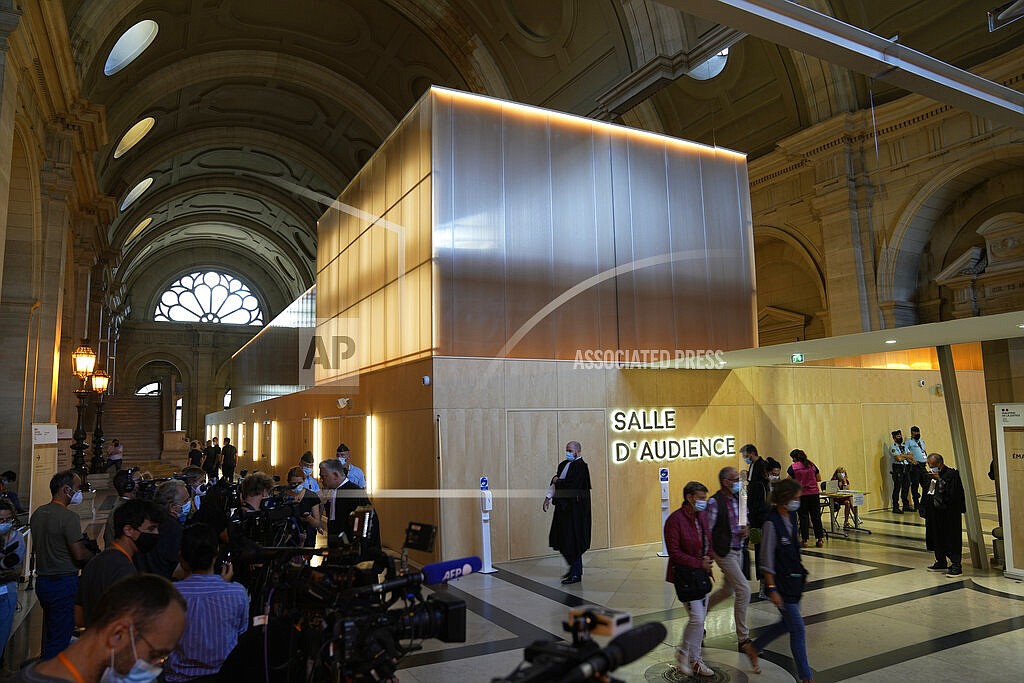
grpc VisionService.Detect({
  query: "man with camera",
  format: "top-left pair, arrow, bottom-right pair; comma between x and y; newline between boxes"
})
77,499 -> 162,627
164,523 -> 248,683
136,480 -> 190,579
30,469 -> 96,659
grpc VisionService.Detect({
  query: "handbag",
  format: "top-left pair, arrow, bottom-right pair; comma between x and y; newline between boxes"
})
674,566 -> 712,602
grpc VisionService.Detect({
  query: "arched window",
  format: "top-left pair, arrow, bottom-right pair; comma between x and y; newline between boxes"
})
175,397 -> 183,431
155,271 -> 264,325
135,382 -> 161,396
223,389 -> 232,409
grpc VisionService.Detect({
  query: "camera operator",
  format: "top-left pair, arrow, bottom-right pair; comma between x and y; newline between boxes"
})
103,468 -> 143,547
165,523 -> 248,683
137,480 -> 190,579
286,466 -> 322,547
0,499 -> 24,665
30,469 -> 96,659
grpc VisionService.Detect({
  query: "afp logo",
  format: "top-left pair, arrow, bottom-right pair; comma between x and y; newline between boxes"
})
442,563 -> 476,581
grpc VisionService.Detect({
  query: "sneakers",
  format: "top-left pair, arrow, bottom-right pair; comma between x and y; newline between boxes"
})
692,659 -> 715,677
945,566 -> 963,578
674,648 -> 692,676
926,562 -> 948,572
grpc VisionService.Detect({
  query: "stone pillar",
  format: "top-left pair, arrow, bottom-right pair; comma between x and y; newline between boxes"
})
809,146 -> 882,335
0,3 -> 22,290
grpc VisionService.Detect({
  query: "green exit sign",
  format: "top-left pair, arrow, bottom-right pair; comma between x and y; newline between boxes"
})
791,353 -> 805,364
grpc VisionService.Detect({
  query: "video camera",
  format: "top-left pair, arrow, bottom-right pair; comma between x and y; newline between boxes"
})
493,609 -> 665,683
222,544 -> 476,682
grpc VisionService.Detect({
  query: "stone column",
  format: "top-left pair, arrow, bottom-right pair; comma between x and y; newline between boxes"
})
0,3 -> 22,290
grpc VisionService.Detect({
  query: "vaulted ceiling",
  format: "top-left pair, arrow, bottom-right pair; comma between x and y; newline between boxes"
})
61,0 -> 1023,322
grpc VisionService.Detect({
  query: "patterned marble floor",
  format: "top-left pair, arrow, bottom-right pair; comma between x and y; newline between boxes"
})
6,493 -> 1021,683
398,495 -> 1024,682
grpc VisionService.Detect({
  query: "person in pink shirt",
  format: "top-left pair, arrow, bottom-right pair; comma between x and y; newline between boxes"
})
787,449 -> 824,548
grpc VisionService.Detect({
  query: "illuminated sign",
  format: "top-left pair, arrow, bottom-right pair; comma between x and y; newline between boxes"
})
610,409 -> 735,463
791,353 -> 805,364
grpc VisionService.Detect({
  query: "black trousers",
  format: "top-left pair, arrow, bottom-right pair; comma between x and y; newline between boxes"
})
797,494 -> 824,542
908,463 -> 927,506
890,468 -> 910,510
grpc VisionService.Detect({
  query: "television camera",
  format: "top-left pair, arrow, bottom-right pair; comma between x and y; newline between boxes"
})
220,519 -> 475,682
493,609 -> 666,683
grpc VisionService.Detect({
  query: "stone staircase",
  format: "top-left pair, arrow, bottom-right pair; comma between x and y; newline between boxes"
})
92,395 -> 163,464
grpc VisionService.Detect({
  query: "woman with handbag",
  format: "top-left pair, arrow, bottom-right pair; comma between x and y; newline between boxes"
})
664,481 -> 715,677
753,478 -> 814,683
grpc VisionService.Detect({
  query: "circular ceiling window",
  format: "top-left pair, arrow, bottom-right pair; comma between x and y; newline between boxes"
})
104,20 -> 159,76
687,48 -> 729,81
114,117 -> 156,158
120,177 -> 154,211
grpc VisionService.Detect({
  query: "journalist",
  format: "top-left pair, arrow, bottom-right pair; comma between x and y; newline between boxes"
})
0,499 -> 24,665
136,480 -> 190,579
165,523 -> 248,683
664,481 -> 714,677
13,574 -> 186,683
103,468 -> 143,547
286,466 -> 322,547
77,499 -> 162,626
30,469 -> 96,659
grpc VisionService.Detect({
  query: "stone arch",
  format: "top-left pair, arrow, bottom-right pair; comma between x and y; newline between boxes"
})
121,350 -> 192,397
753,225 -> 829,342
877,145 -> 1024,324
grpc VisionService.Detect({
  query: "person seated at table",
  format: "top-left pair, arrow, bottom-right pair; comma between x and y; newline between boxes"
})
829,467 -> 857,528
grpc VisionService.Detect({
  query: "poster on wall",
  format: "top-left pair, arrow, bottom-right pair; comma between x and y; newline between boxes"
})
994,403 -> 1024,580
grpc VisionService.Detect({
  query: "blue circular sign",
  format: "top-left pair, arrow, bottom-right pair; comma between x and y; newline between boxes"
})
480,476 -> 489,490
659,468 -> 669,482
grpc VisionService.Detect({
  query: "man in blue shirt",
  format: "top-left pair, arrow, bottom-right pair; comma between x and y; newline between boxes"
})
165,523 -> 248,682
889,430 -> 913,513
336,443 -> 367,488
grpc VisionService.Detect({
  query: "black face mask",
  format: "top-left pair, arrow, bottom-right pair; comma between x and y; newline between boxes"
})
133,530 -> 159,554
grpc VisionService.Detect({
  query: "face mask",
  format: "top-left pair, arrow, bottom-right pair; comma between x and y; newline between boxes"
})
0,522 -> 11,535
786,500 -> 800,511
565,451 -> 575,461
337,456 -> 348,465
731,481 -> 742,494
302,466 -> 313,476
693,499 -> 708,512
742,456 -> 752,465
69,489 -> 83,506
769,474 -> 780,482
291,484 -> 303,492
929,467 -> 939,474
133,531 -> 159,554
838,473 -> 846,479
101,624 -> 163,683
178,500 -> 192,521
895,438 -> 903,444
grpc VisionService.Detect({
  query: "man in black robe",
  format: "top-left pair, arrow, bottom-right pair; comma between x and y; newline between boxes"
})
543,440 -> 591,585
922,453 -> 966,577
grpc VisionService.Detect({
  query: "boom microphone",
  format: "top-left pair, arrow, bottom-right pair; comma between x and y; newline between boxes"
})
349,556 -> 483,597
557,622 -> 667,683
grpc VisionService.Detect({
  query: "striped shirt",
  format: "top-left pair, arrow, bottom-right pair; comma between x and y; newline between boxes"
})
164,574 -> 249,682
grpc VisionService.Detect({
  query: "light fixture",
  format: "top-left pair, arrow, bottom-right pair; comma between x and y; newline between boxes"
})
72,341 -> 98,380
1017,323 -> 1024,329
989,1 -> 1024,31
90,369 -> 110,393
885,339 -> 897,344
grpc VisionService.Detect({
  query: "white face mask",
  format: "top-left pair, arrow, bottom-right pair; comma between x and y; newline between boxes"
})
565,451 -> 575,461
838,473 -> 846,479
929,467 -> 939,474
100,624 -> 164,683
769,475 -> 780,482
69,489 -> 83,506
337,456 -> 348,465
302,466 -> 313,476
786,499 -> 800,511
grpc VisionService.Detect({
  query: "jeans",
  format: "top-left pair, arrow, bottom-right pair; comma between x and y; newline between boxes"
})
708,548 -> 750,642
753,600 -> 812,681
36,574 -> 78,659
0,582 -> 16,661
679,595 -> 708,663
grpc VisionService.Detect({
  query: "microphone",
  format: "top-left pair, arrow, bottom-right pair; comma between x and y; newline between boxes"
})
558,622 -> 667,683
421,556 -> 482,585
349,556 -> 483,597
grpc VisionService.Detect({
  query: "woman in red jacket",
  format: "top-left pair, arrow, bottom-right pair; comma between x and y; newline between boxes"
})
788,449 -> 824,547
664,481 -> 715,677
